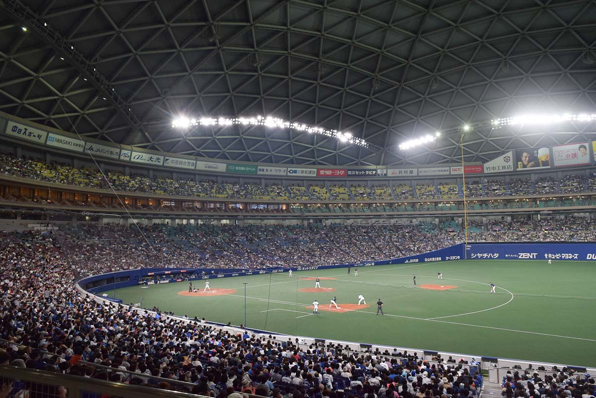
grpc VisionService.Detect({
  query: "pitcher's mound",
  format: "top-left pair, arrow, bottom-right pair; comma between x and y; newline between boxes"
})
419,284 -> 457,291
305,304 -> 369,313
300,287 -> 336,293
300,277 -> 337,281
178,289 -> 236,296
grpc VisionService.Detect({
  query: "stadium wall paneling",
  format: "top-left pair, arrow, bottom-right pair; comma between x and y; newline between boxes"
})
466,242 -> 596,261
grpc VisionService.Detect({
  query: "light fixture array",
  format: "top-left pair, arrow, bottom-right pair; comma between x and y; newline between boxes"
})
492,113 -> 596,127
399,132 -> 440,150
172,116 -> 369,148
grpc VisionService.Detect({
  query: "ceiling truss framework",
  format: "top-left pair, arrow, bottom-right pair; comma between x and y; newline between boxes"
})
0,0 -> 596,166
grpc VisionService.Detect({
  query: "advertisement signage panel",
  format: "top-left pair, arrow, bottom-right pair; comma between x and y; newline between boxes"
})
418,167 -> 450,176
119,150 -> 132,161
5,121 -> 48,144
347,169 -> 377,177
257,166 -> 287,176
288,167 -> 317,177
46,133 -> 85,152
84,142 -> 120,159
164,156 -> 196,170
466,243 -> 596,261
131,151 -> 164,166
227,164 -> 258,175
196,161 -> 226,173
317,168 -> 347,177
484,151 -> 514,174
515,148 -> 550,170
387,168 -> 418,177
450,165 -> 483,175
552,143 -> 591,167
376,168 -> 387,176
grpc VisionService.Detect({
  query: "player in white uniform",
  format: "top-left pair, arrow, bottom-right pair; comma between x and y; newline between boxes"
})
438,272 -> 443,279
289,269 -> 293,277
329,296 -> 341,309
204,281 -> 211,292
548,259 -> 551,265
490,283 -> 495,293
312,299 -> 319,314
354,268 -> 358,276
358,294 -> 366,305
315,278 -> 321,288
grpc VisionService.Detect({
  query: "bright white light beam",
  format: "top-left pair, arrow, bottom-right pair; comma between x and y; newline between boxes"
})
399,132 -> 440,150
492,113 -> 596,128
171,116 -> 369,148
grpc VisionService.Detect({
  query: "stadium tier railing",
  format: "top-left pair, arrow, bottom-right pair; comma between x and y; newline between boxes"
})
0,365 -> 206,398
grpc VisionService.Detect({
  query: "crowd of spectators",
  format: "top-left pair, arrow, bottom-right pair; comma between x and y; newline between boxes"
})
2,219 -> 596,397
1,153 -> 596,204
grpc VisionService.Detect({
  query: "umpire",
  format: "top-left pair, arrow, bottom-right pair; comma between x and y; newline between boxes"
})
376,298 -> 384,315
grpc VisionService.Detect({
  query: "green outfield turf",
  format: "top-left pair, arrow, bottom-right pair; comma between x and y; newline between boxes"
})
111,260 -> 596,367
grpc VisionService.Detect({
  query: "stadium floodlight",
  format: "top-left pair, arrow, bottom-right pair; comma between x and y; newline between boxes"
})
171,115 -> 369,148
491,113 -> 596,128
463,124 -> 471,132
399,132 -> 439,150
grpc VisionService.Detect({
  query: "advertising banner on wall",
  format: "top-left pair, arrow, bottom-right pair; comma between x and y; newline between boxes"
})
317,168 -> 347,177
418,167 -> 450,176
46,132 -> 85,152
552,143 -> 591,167
287,167 -> 317,177
515,148 -> 550,170
227,164 -> 258,175
196,161 -> 226,173
119,149 -> 132,161
347,169 -> 377,177
5,121 -> 48,144
466,243 -> 596,261
450,165 -> 483,175
131,151 -> 164,166
388,168 -> 418,177
84,142 -> 120,159
257,166 -> 287,176
483,151 -> 514,174
376,168 -> 387,176
164,156 -> 196,170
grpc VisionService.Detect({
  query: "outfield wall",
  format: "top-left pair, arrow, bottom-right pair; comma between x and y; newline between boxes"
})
466,242 -> 596,261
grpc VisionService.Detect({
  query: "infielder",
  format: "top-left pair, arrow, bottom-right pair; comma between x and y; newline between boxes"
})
312,299 -> 319,314
289,269 -> 293,277
315,277 -> 321,288
438,272 -> 443,280
204,280 -> 211,292
490,282 -> 495,293
548,259 -> 551,265
358,294 -> 366,305
354,268 -> 359,277
329,296 -> 341,309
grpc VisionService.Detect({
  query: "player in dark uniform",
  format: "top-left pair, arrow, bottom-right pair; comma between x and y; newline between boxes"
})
413,275 -> 417,286
376,299 -> 384,315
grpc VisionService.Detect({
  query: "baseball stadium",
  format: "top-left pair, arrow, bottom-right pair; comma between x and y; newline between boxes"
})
0,1 -> 595,398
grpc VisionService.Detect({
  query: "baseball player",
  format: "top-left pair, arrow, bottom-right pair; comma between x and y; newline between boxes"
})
329,296 -> 341,309
490,283 -> 495,293
548,259 -> 551,265
313,299 -> 319,314
347,266 -> 351,274
189,282 -> 193,292
315,277 -> 321,288
354,267 -> 358,277
358,294 -> 366,305
289,269 -> 293,277
204,280 -> 211,292
438,272 -> 443,279
413,275 -> 417,286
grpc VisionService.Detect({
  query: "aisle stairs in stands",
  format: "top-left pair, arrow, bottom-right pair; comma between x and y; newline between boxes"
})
479,379 -> 502,398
